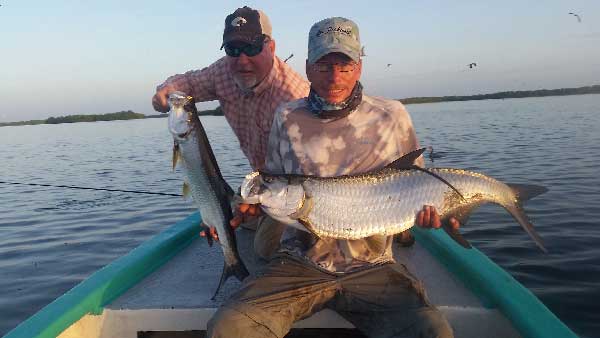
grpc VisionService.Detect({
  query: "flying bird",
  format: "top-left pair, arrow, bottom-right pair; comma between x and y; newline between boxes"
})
468,62 -> 477,69
283,53 -> 294,63
568,12 -> 582,23
387,63 -> 392,67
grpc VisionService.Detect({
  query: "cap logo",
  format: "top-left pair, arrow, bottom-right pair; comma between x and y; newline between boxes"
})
231,17 -> 247,27
316,25 -> 352,37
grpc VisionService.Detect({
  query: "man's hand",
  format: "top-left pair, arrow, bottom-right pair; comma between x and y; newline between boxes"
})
415,205 -> 460,230
199,203 -> 262,243
230,203 -> 262,230
152,84 -> 176,113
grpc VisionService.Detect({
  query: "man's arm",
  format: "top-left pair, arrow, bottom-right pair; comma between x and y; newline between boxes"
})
152,60 -> 222,113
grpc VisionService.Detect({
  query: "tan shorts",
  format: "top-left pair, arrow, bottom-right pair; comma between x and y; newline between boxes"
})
207,254 -> 453,338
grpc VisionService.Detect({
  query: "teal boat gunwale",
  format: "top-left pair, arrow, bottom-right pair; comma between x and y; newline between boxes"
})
3,213 -> 202,338
411,226 -> 579,338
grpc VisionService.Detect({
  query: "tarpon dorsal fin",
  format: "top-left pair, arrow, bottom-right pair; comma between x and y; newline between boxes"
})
384,148 -> 465,200
385,147 -> 428,169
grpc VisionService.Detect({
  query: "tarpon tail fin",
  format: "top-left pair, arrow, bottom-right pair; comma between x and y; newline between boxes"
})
211,261 -> 250,300
504,184 -> 548,253
504,204 -> 548,253
507,183 -> 548,202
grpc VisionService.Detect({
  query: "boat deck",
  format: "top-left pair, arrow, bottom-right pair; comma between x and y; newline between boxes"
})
60,228 -> 521,338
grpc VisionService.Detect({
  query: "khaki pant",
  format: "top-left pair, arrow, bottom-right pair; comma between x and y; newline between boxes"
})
207,254 -> 453,338
253,215 -> 287,260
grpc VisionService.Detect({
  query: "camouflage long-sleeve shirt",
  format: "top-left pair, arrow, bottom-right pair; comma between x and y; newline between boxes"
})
265,95 -> 424,273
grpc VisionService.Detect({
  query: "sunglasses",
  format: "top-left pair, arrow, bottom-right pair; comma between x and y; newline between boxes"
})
312,62 -> 358,73
224,39 -> 269,58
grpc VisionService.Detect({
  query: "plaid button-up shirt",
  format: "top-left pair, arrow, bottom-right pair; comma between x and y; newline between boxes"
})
158,56 -> 310,169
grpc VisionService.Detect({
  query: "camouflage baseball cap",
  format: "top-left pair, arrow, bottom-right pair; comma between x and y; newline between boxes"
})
222,6 -> 272,47
308,17 -> 361,64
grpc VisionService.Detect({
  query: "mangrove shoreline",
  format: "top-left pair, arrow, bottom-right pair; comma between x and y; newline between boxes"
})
2,85 -> 598,127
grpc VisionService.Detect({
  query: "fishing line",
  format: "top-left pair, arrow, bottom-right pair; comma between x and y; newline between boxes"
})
0,181 -> 182,197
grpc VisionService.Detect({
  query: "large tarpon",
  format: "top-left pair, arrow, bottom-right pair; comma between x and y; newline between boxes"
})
240,148 -> 548,252
168,92 -> 249,297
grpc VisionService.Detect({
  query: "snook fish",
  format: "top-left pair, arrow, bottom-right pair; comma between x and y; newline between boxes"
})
240,148 -> 548,252
168,92 -> 249,297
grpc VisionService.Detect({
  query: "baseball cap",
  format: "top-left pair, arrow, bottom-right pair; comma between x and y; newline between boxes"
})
308,17 -> 361,64
222,6 -> 272,48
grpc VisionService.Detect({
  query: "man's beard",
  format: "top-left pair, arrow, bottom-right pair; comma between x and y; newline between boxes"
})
233,74 -> 258,91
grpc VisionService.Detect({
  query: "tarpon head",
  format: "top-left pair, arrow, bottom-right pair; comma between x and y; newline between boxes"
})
240,171 -> 307,224
168,92 -> 195,142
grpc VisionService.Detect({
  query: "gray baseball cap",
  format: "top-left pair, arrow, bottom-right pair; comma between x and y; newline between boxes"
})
308,17 -> 361,64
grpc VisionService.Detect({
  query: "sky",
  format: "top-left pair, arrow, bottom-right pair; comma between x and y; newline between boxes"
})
1,0 -> 599,122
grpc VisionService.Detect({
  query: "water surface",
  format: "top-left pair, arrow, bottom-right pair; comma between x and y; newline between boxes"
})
1,94 -> 599,337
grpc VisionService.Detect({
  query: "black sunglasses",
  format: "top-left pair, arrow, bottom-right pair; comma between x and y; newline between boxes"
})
224,39 -> 269,58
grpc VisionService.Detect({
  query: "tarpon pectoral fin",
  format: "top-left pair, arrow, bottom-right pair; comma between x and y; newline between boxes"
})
172,142 -> 180,171
385,147 -> 428,169
182,182 -> 191,199
298,218 -> 321,239
289,195 -> 313,220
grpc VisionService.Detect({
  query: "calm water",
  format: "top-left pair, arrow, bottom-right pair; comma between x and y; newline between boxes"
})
1,94 -> 599,337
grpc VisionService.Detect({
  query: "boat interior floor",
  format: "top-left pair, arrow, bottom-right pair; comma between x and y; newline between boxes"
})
61,228 -> 522,338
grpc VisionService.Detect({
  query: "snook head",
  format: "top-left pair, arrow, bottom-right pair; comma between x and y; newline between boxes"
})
240,171 -> 306,224
168,92 -> 194,142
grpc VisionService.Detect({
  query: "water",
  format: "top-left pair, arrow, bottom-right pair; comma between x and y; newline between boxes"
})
1,94 -> 599,337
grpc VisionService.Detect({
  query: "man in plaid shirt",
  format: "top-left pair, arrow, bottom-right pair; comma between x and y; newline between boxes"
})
152,6 -> 310,170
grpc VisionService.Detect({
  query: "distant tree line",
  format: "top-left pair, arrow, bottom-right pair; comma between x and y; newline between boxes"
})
399,84 -> 600,105
46,110 -> 145,124
1,110 -> 145,127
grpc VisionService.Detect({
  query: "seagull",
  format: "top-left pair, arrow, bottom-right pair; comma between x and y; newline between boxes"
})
569,12 -> 582,23
387,63 -> 392,67
468,62 -> 477,69
283,53 -> 294,63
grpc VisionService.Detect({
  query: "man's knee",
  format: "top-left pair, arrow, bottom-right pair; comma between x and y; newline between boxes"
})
412,307 -> 454,338
207,305 -> 280,338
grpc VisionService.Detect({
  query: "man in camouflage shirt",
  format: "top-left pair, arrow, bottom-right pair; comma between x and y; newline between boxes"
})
207,17 -> 455,338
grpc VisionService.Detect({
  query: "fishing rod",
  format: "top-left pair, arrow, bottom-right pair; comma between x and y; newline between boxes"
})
0,181 -> 182,197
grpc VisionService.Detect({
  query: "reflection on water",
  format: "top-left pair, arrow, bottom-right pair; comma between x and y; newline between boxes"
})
1,94 -> 599,337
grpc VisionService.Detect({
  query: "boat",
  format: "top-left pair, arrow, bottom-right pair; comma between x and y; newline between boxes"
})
4,211 -> 579,338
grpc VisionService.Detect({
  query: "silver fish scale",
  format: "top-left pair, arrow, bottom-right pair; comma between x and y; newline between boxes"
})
179,134 -> 228,240
301,168 -> 516,239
